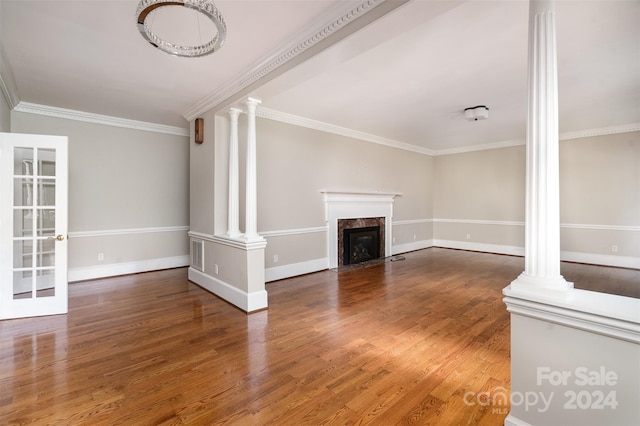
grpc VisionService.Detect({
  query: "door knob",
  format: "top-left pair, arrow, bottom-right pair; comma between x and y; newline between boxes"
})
48,234 -> 65,241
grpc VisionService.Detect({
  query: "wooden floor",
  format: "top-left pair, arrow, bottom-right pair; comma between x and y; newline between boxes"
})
1,248 -> 638,425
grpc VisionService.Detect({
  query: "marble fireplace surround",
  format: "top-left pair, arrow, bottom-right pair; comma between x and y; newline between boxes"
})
322,191 -> 399,269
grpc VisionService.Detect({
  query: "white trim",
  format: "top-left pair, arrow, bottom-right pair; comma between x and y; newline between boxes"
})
434,123 -> 640,156
265,258 -> 328,282
561,223 -> 640,232
393,218 -> 434,226
434,239 -> 525,257
560,122 -> 640,141
188,267 -> 268,312
434,138 -> 525,156
0,43 -> 19,109
503,287 -> 640,343
188,231 -> 268,251
13,102 -> 189,137
561,250 -> 640,270
433,218 -> 640,232
392,239 -> 434,255
183,0 -> 395,121
68,255 -> 189,282
504,414 -> 532,426
69,226 -> 189,238
260,226 -> 327,238
257,107 -> 434,156
434,218 -> 525,226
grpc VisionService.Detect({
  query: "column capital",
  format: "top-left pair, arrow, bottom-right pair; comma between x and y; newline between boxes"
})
228,107 -> 242,116
244,97 -> 262,109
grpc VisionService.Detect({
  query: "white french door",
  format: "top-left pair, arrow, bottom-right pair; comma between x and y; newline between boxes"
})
0,132 -> 68,319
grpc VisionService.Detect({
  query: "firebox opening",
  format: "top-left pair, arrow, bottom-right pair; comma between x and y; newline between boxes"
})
343,226 -> 381,266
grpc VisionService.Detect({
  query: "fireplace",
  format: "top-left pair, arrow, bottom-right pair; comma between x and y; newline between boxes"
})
343,226 -> 380,265
337,217 -> 385,267
322,191 -> 398,269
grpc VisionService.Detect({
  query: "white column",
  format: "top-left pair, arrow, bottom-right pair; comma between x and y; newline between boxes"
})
511,0 -> 572,293
226,108 -> 242,238
243,98 -> 263,242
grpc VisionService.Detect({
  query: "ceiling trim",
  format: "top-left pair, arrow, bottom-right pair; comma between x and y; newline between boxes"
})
434,138 -> 526,156
559,123 -> 640,141
433,123 -> 640,156
0,43 -> 20,109
183,0 -> 400,121
257,106 -> 435,156
13,102 -> 189,137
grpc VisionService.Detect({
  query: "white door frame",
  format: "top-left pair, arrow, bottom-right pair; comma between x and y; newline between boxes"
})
0,132 -> 68,319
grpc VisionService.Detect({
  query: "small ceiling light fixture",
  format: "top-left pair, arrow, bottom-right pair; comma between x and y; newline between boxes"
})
464,105 -> 489,121
136,0 -> 226,57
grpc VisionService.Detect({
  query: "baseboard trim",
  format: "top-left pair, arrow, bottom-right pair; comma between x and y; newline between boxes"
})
561,250 -> 640,269
188,267 -> 268,312
265,258 -> 328,282
392,239 -> 434,255
504,414 -> 532,426
68,255 -> 189,282
433,240 -> 525,257
432,240 -> 639,269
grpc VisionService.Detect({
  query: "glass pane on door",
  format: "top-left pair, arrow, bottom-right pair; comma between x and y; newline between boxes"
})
11,147 -> 58,299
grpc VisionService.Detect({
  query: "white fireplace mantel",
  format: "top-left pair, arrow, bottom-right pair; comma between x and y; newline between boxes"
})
321,190 -> 401,269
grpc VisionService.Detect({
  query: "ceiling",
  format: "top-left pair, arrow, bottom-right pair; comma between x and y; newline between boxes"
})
1,0 -> 639,153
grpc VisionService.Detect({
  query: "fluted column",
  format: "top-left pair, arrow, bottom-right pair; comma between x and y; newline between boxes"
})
511,0 -> 572,293
243,98 -> 263,242
227,107 -> 242,238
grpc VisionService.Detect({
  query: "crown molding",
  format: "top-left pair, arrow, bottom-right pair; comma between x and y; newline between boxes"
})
559,122 -> 640,140
183,0 -> 399,121
14,102 -> 189,137
0,43 -> 20,109
433,138 -> 526,156
257,106 -> 435,156
433,123 -> 640,156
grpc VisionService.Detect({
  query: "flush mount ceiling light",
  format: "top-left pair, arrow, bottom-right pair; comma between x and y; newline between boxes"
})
464,105 -> 489,121
136,0 -> 226,57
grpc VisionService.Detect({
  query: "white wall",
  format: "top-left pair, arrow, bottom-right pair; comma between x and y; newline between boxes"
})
11,111 -> 190,281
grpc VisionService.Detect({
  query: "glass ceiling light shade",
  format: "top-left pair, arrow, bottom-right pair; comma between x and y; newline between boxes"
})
464,105 -> 489,121
136,0 -> 226,57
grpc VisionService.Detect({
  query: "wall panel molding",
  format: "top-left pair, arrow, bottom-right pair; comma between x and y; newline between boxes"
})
69,226 -> 189,238
433,218 -> 640,232
392,218 -> 434,226
260,226 -> 327,238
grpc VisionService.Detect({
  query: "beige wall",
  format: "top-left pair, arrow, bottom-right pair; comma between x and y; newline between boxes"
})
433,131 -> 640,265
11,111 -> 190,279
255,118 -> 433,270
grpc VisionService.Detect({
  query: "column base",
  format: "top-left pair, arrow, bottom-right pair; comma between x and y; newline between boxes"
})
509,272 -> 573,299
239,233 -> 265,244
